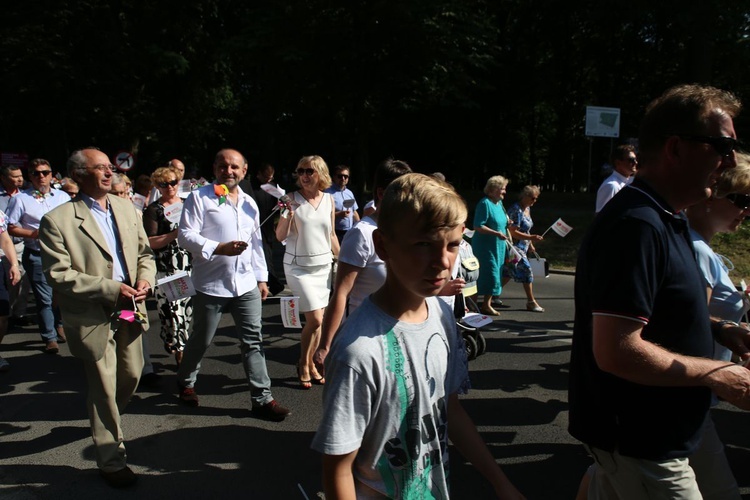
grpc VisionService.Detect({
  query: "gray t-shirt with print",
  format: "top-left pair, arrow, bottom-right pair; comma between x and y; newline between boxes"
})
312,296 -> 470,499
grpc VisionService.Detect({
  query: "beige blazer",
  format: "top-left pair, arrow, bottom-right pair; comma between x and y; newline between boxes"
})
39,195 -> 156,362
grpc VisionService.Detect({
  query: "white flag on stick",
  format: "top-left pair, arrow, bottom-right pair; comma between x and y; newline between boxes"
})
260,183 -> 286,199
544,218 -> 573,238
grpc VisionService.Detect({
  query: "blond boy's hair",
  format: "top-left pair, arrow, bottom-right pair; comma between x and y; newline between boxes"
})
378,173 -> 467,237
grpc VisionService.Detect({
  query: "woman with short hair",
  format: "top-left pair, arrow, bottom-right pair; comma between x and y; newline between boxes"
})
276,156 -> 340,388
663,156 -> 750,498
143,167 -> 193,366
502,185 -> 545,312
472,175 -> 510,316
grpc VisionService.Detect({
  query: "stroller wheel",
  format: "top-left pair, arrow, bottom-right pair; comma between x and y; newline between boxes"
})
476,332 -> 487,356
464,335 -> 478,360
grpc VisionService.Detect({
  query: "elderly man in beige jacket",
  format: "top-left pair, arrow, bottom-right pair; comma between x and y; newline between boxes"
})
40,147 -> 155,489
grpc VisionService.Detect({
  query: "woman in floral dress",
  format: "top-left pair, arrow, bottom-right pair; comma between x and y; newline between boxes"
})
143,167 -> 193,366
502,185 -> 545,312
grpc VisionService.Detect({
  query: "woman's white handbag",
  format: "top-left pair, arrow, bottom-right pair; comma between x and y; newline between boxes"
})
529,251 -> 549,278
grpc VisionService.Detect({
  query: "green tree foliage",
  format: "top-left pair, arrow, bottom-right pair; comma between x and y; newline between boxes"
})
0,1 -> 748,188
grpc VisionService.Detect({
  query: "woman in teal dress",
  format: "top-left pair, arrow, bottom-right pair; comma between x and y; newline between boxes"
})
472,175 -> 510,316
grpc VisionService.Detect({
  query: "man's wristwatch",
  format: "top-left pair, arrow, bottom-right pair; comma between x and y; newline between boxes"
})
711,319 -> 739,337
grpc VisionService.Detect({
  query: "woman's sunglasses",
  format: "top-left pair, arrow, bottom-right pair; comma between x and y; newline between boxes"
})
296,168 -> 316,177
725,193 -> 750,210
157,179 -> 179,188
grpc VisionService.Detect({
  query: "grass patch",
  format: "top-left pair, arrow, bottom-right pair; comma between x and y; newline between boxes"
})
711,225 -> 750,283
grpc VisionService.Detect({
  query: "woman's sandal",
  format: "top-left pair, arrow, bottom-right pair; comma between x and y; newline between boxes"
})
527,301 -> 545,313
296,363 -> 312,390
311,374 -> 326,385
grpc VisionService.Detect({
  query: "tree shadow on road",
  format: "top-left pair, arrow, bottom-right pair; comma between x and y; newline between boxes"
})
0,424 -> 323,500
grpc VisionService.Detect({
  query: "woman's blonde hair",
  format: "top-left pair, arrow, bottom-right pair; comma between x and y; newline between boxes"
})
484,175 -> 508,195
519,185 -> 541,200
151,167 -> 179,186
296,155 -> 332,191
378,173 -> 467,237
714,153 -> 750,198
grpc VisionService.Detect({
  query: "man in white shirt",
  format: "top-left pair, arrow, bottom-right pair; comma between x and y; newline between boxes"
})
176,149 -> 290,421
0,165 -> 32,326
7,159 -> 71,353
595,145 -> 638,213
325,164 -> 360,243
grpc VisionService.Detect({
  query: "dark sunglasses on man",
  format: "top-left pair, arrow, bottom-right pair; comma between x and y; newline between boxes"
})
677,135 -> 740,157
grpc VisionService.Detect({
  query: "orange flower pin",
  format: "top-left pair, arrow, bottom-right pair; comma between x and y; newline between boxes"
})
214,184 -> 229,205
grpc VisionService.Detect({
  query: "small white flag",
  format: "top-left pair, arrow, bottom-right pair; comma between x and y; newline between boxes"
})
131,193 -> 147,212
280,296 -> 302,328
260,183 -> 286,199
506,241 -> 523,264
550,218 -> 573,237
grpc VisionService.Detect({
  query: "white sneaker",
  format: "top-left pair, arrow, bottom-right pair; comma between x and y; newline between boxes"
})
0,356 -> 9,372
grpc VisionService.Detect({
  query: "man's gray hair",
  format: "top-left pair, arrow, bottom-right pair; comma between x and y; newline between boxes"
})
67,147 -> 100,179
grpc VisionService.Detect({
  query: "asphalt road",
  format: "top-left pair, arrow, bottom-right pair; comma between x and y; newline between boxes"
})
1,273 -> 748,499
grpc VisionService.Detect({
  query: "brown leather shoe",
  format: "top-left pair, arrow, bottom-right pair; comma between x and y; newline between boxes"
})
178,386 -> 199,407
100,466 -> 137,488
252,400 -> 291,422
44,341 -> 59,354
56,326 -> 67,344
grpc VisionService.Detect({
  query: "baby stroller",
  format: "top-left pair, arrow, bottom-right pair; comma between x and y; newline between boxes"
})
454,239 -> 487,360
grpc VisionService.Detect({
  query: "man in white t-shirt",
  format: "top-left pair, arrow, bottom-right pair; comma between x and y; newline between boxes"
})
313,159 -> 412,372
595,145 -> 638,213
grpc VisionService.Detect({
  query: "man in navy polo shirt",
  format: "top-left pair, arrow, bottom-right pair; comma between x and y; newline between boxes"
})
569,84 -> 750,498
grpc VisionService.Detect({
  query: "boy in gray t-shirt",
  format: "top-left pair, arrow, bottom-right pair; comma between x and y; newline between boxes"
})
312,174 -> 524,499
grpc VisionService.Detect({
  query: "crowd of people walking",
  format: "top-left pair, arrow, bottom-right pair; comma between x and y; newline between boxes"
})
1,82 -> 749,498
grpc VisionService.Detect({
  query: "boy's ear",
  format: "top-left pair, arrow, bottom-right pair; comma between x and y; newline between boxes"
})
372,228 -> 389,261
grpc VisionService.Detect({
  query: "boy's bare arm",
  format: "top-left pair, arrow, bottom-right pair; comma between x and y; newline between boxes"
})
447,394 -> 526,499
322,451 -> 359,500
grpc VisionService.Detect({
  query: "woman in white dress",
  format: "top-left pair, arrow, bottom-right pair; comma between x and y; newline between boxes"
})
276,156 -> 339,388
